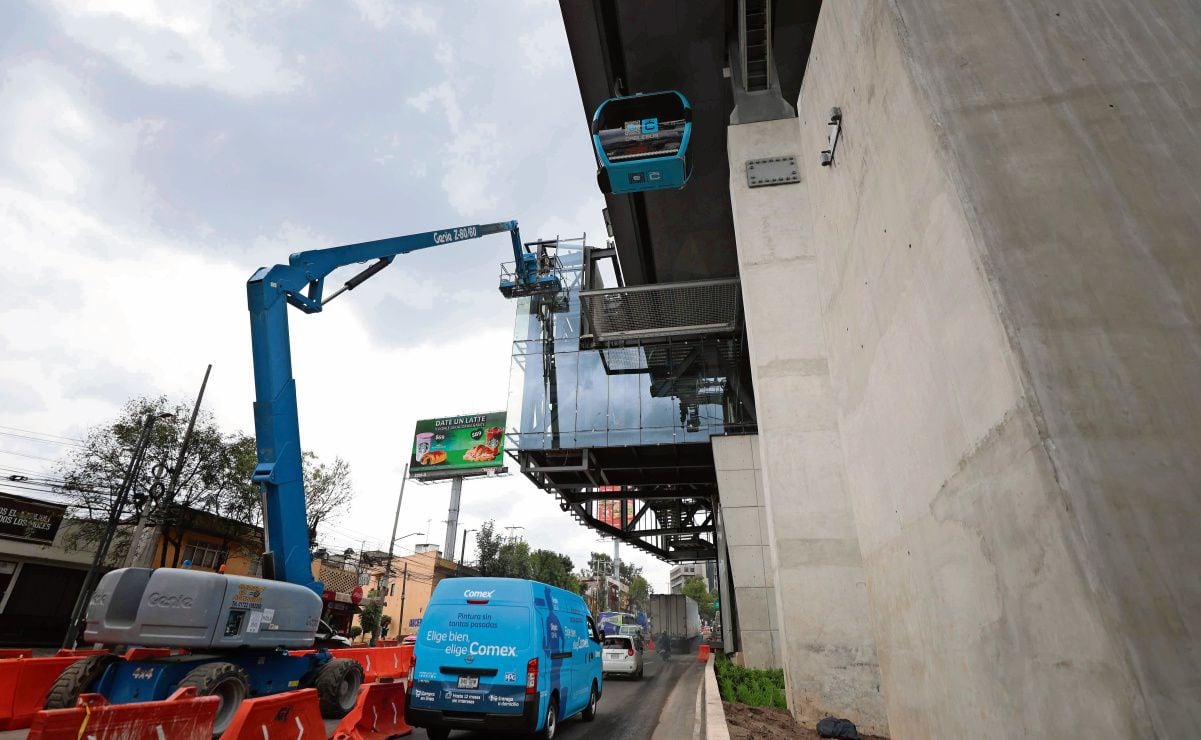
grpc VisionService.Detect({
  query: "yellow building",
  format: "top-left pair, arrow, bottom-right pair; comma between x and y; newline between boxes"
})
358,546 -> 468,641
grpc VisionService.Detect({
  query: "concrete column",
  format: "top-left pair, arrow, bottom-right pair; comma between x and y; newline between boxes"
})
712,434 -> 780,670
791,1 -> 1201,737
728,122 -> 888,735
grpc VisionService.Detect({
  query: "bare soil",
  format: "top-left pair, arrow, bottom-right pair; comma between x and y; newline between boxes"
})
723,701 -> 889,740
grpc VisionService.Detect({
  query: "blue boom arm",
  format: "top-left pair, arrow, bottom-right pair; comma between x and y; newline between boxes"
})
246,221 -> 526,593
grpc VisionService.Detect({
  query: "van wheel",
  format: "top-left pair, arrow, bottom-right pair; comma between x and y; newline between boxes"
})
582,682 -> 598,721
537,695 -> 558,739
314,658 -> 364,718
175,662 -> 249,736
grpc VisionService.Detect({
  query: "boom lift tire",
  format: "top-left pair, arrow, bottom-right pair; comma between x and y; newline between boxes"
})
43,654 -> 119,710
314,657 -> 363,718
175,661 -> 250,735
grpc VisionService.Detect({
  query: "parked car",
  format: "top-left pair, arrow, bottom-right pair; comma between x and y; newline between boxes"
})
401,634 -> 417,645
313,619 -> 352,649
406,577 -> 604,740
602,634 -> 644,679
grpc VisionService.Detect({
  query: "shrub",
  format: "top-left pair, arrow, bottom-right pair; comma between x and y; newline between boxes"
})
715,654 -> 787,710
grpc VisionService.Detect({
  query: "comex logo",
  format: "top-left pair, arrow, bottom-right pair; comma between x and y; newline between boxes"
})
148,592 -> 193,608
463,589 -> 495,599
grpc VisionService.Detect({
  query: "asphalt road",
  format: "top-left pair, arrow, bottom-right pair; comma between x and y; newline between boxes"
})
406,655 -> 704,740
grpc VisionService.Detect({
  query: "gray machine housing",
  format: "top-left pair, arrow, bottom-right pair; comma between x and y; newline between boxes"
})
85,568 -> 321,650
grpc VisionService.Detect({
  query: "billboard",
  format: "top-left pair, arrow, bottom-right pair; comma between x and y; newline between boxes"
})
0,492 -> 66,544
410,411 -> 507,478
596,496 -> 635,529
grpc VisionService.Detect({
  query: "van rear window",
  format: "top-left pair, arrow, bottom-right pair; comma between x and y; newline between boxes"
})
421,604 -> 532,649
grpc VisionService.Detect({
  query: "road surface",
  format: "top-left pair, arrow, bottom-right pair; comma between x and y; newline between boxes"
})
406,654 -> 704,740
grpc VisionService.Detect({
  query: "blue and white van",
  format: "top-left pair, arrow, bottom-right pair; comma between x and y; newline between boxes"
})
406,577 -> 604,739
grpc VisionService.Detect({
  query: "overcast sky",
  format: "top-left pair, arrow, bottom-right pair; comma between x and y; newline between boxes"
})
0,0 -> 672,591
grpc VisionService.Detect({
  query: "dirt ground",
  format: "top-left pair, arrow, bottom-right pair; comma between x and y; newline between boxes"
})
723,702 -> 889,740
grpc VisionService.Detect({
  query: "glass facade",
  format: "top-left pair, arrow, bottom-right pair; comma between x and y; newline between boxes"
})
507,247 -> 754,452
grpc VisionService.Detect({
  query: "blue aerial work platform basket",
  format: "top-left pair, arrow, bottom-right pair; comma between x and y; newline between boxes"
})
592,90 -> 693,195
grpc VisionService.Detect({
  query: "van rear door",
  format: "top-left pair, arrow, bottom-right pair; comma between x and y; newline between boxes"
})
414,601 -> 532,716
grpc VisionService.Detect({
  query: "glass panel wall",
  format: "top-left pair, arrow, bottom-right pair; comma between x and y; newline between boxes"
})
507,246 -> 754,451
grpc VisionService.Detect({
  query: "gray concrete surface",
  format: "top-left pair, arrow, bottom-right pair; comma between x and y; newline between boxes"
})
781,1 -> 1201,737
727,120 -> 888,736
712,435 -> 780,670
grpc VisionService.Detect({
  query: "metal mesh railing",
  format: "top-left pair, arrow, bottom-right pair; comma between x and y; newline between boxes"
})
580,278 -> 740,344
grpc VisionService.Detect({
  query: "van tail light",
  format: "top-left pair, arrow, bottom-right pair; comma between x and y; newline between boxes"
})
627,649 -> 635,657
525,658 -> 538,694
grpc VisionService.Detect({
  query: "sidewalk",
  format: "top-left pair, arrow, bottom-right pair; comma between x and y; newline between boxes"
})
651,652 -> 730,740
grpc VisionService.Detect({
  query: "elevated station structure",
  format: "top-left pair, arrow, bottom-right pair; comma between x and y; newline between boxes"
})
508,2 -> 1201,738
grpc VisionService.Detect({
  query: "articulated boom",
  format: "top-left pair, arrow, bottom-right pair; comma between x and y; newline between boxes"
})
246,221 -> 548,593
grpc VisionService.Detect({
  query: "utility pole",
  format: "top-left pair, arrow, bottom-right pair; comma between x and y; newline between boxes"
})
379,466 -> 408,596
131,364 -> 212,568
460,528 -> 475,565
397,563 -> 409,636
63,412 -> 173,649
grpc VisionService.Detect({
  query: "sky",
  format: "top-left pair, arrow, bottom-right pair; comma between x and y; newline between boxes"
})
0,0 -> 672,591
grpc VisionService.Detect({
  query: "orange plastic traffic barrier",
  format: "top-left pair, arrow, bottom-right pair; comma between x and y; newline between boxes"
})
0,655 -> 89,730
53,649 -> 109,658
222,687 -> 325,740
0,650 -> 32,659
697,644 -> 711,662
331,680 -> 412,739
375,639 -> 398,647
330,647 -> 410,683
27,686 -> 218,740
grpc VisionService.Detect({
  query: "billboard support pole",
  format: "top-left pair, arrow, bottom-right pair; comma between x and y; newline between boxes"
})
443,477 -> 463,560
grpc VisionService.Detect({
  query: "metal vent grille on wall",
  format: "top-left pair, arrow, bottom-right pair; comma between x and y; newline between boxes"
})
580,278 -> 741,345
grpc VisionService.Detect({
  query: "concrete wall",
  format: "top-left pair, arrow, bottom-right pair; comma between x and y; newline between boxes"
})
712,434 -> 780,670
727,123 -> 888,735
788,1 -> 1201,737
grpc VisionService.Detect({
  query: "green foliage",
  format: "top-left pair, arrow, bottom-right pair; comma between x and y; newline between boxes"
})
627,573 -> 652,611
349,625 -> 363,640
473,520 -> 580,592
681,576 -> 717,620
714,655 -> 787,710
359,589 -> 384,644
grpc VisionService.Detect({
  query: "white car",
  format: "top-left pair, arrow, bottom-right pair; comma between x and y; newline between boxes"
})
602,634 -> 644,679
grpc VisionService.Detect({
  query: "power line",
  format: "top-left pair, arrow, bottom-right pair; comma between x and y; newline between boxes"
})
0,430 -> 86,449
0,449 -> 61,463
0,424 -> 85,444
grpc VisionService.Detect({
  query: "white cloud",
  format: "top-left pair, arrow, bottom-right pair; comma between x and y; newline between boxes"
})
405,82 -> 500,217
350,0 -> 436,34
517,18 -> 568,77
42,0 -> 303,96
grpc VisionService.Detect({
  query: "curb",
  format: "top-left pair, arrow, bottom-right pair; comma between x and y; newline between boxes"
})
701,653 -> 731,740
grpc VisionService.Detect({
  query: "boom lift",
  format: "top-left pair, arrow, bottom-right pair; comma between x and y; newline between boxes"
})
45,221 -> 561,732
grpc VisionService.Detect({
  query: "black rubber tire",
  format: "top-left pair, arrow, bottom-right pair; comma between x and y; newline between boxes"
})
175,661 -> 249,736
426,728 -> 451,740
582,682 -> 598,722
43,654 -> 118,710
314,658 -> 363,719
537,695 -> 558,739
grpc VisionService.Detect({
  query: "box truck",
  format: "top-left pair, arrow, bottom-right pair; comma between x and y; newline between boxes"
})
648,594 -> 700,652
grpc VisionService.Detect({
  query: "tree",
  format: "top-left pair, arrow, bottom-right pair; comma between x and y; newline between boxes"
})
682,575 -> 717,620
628,573 -> 652,611
302,453 -> 353,545
58,395 -> 356,565
359,589 -> 384,646
530,549 -> 581,593
56,396 -> 249,565
474,521 -> 504,576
